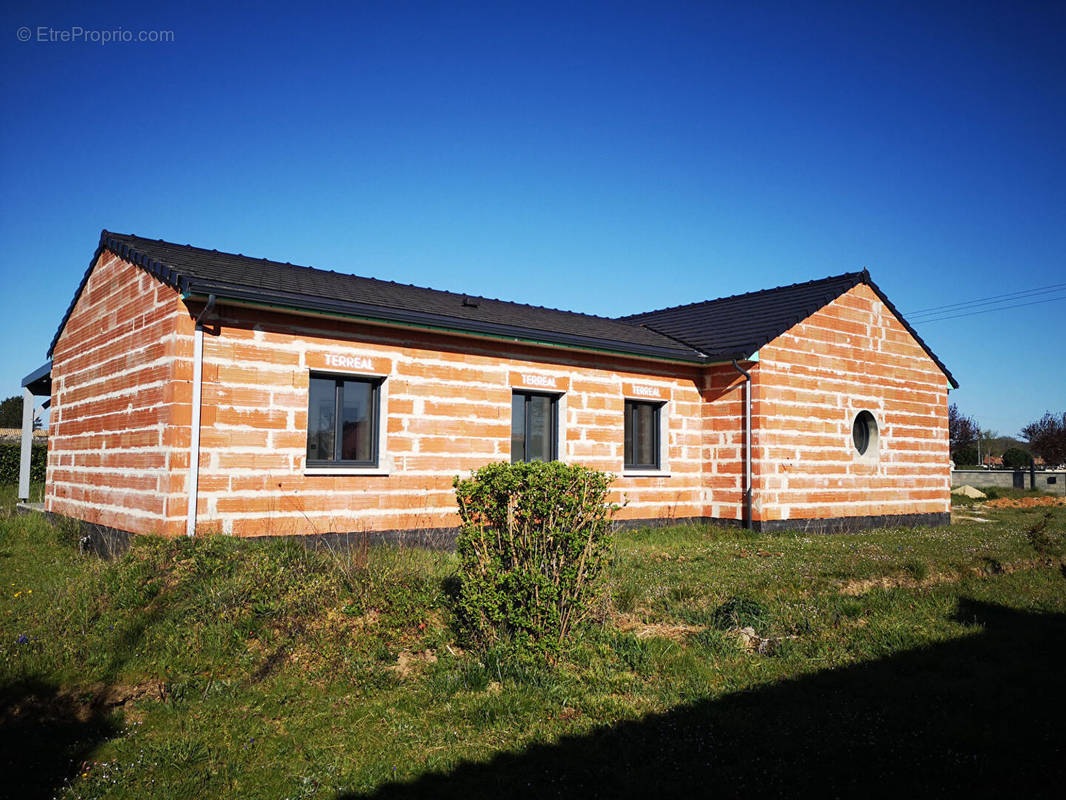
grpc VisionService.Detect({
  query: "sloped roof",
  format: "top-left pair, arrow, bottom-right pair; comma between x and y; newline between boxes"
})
46,230 -> 957,387
48,232 -> 700,362
621,270 -> 958,387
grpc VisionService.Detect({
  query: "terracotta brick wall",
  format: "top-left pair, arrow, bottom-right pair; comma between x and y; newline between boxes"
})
46,253 -> 188,535
700,364 -> 750,522
755,284 -> 951,521
45,252 -> 950,538
187,307 -> 710,536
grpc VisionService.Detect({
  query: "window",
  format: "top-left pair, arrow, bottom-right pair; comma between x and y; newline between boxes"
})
511,391 -> 558,462
307,374 -> 380,467
624,400 -> 661,470
852,410 -> 879,460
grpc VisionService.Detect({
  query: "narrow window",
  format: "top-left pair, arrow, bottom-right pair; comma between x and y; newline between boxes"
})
624,400 -> 661,470
511,391 -> 558,462
306,374 -> 380,467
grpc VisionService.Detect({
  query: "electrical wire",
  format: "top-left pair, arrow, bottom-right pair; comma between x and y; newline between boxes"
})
909,293 -> 1066,324
905,281 -> 1066,318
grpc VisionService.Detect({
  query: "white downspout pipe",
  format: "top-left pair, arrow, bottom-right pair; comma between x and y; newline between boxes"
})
186,295 -> 216,538
17,387 -> 34,502
731,360 -> 753,529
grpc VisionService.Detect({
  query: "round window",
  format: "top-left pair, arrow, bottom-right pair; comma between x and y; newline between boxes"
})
853,411 -> 877,456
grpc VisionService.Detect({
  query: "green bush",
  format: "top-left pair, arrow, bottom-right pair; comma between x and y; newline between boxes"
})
952,445 -> 978,467
0,442 -> 46,484
453,461 -> 616,658
1002,447 -> 1031,469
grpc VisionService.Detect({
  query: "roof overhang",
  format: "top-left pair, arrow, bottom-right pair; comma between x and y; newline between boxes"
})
181,283 -> 726,367
21,360 -> 52,395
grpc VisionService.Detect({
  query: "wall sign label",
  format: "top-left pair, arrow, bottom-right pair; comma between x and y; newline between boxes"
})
510,371 -> 570,392
623,381 -> 670,400
325,353 -> 376,371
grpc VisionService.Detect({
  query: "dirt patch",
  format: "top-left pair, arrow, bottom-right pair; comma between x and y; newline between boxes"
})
735,626 -> 794,654
983,496 -> 1066,509
839,557 -> 1054,596
737,549 -> 785,558
387,649 -> 438,678
613,613 -> 705,641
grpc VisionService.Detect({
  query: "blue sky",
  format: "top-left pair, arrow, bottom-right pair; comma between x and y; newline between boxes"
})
1,0 -> 1063,437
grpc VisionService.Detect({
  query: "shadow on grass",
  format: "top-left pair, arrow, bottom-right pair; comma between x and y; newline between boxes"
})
0,574 -> 171,798
0,678 -> 120,799
343,598 -> 1066,799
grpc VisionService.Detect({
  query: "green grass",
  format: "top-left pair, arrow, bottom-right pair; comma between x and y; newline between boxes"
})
2,494 -> 1064,798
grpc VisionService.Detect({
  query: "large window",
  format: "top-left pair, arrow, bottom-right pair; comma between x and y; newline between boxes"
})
624,400 -> 661,470
307,374 -> 380,467
511,391 -> 558,462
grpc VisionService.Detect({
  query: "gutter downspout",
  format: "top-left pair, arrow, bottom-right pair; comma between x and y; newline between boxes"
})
186,295 -> 216,538
732,359 -> 753,529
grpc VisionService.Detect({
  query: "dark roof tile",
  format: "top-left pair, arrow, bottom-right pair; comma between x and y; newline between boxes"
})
46,230 -> 957,388
47,231 -> 700,362
620,269 -> 958,387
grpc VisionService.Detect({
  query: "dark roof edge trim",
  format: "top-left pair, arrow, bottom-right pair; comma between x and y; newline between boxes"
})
182,282 -> 714,366
861,276 -> 959,389
46,231 -> 187,357
47,239 -> 105,357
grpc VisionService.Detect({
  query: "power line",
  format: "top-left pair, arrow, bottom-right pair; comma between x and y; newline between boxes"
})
905,281 -> 1066,318
909,293 -> 1066,324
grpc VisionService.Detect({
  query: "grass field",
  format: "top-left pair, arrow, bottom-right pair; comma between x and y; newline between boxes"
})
1,490 -> 1064,799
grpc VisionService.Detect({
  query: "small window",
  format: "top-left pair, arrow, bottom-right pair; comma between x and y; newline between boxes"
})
511,391 -> 558,462
307,374 -> 380,467
624,400 -> 661,470
852,410 -> 878,458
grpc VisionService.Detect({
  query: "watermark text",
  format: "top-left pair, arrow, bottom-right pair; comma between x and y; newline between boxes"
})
17,26 -> 175,45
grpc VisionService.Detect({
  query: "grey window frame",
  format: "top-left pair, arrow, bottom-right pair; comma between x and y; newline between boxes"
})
511,390 -> 559,463
306,372 -> 381,468
624,399 -> 662,471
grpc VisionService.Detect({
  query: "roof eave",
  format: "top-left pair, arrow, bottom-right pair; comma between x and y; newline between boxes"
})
181,282 -> 710,366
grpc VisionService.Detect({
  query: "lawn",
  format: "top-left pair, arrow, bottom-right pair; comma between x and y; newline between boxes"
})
1,492 -> 1064,799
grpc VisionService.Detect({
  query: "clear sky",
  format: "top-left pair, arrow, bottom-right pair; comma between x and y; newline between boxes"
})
1,0 -> 1063,437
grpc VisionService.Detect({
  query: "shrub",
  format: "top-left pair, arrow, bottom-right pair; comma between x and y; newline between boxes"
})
952,445 -> 978,467
1002,447 -> 1031,469
0,442 -> 46,484
452,461 -> 616,658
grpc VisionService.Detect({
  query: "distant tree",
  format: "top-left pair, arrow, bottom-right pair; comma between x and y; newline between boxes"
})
0,396 -> 22,428
1001,447 -> 1031,469
953,445 -> 978,467
990,435 -> 1027,456
948,404 -> 979,457
0,396 -> 41,430
1021,412 -> 1066,468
